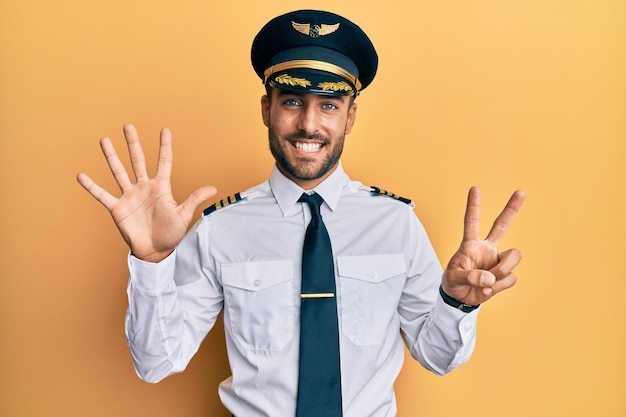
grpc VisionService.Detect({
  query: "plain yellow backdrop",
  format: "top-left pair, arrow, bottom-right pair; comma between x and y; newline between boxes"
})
1,0 -> 624,416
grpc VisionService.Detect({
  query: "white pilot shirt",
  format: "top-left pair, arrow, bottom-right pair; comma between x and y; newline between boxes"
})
125,163 -> 479,417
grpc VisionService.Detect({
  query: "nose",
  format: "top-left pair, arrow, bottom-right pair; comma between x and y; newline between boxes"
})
297,104 -> 320,135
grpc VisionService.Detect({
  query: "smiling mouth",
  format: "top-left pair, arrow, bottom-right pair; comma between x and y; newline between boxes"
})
293,141 -> 323,153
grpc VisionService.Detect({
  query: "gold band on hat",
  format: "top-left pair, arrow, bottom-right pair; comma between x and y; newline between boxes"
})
263,59 -> 362,91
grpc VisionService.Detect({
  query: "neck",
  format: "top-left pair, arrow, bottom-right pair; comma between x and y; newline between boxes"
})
277,163 -> 339,190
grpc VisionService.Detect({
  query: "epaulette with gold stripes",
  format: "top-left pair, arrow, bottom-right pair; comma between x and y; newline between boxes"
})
203,193 -> 243,216
370,186 -> 412,204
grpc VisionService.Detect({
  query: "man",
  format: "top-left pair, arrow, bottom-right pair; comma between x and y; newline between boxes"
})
77,9 -> 525,417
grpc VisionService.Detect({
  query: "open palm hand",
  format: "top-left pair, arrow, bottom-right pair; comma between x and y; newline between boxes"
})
77,124 -> 217,263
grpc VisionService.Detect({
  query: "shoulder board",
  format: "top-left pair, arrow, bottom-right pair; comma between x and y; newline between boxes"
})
203,192 -> 243,216
370,186 -> 412,205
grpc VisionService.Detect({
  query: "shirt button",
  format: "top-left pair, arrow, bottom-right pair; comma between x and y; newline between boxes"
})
253,280 -> 261,287
372,272 -> 379,280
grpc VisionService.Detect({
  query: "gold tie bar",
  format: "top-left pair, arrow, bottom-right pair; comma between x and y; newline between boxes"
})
300,293 -> 335,299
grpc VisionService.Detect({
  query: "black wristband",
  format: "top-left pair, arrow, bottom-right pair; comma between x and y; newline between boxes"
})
439,285 -> 480,313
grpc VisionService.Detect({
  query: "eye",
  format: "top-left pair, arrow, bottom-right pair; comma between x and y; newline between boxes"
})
321,102 -> 339,110
283,98 -> 301,107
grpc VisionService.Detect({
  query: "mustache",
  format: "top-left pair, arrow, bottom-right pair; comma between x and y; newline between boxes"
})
284,132 -> 329,142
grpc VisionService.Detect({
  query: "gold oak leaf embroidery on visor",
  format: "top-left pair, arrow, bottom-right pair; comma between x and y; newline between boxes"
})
274,74 -> 311,88
318,81 -> 353,93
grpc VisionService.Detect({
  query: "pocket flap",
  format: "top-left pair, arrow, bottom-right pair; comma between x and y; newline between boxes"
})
337,254 -> 406,283
222,260 -> 292,291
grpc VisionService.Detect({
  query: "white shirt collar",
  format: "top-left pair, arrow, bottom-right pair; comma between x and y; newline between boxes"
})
269,162 -> 348,216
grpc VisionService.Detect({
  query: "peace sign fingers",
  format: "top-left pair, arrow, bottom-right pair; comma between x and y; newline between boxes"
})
462,186 -> 482,242
485,189 -> 526,245
462,187 -> 526,244
444,187 -> 526,306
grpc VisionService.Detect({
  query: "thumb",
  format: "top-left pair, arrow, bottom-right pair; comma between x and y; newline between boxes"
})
444,268 -> 496,295
179,185 -> 218,219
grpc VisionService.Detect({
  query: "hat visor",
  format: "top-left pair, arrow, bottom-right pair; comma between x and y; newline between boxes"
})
267,69 -> 356,97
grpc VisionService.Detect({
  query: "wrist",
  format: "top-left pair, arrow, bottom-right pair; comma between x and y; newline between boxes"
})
130,249 -> 174,263
439,285 -> 480,313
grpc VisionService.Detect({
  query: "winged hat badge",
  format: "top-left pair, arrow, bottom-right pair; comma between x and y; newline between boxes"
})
291,21 -> 340,38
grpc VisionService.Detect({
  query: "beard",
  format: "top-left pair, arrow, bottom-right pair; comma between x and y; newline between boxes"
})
268,126 -> 345,182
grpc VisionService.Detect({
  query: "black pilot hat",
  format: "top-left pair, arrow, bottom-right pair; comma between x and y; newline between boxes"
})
251,10 -> 378,97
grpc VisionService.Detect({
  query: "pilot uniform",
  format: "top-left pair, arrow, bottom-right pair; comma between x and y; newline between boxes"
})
124,9 -> 480,417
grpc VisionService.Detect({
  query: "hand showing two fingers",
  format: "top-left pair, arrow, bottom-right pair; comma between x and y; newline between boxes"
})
442,186 -> 526,307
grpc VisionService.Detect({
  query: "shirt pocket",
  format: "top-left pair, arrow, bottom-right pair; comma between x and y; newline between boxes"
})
337,254 -> 407,345
222,260 -> 294,351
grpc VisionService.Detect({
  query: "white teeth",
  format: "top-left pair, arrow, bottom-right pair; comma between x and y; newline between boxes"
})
295,142 -> 322,152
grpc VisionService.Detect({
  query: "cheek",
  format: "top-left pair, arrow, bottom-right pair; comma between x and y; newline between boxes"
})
328,117 -> 350,137
269,112 -> 297,134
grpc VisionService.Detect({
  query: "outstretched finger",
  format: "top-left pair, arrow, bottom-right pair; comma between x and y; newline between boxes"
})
123,124 -> 150,183
462,186 -> 481,242
100,136 -> 132,192
485,189 -> 526,244
76,172 -> 119,210
155,128 -> 173,182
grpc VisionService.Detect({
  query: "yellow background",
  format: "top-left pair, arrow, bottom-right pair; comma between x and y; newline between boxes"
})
1,0 -> 624,416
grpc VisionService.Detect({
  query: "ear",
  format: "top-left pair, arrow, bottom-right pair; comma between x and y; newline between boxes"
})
344,101 -> 357,135
261,94 -> 270,127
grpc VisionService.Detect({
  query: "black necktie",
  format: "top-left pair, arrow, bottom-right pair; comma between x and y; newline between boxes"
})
296,192 -> 342,417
